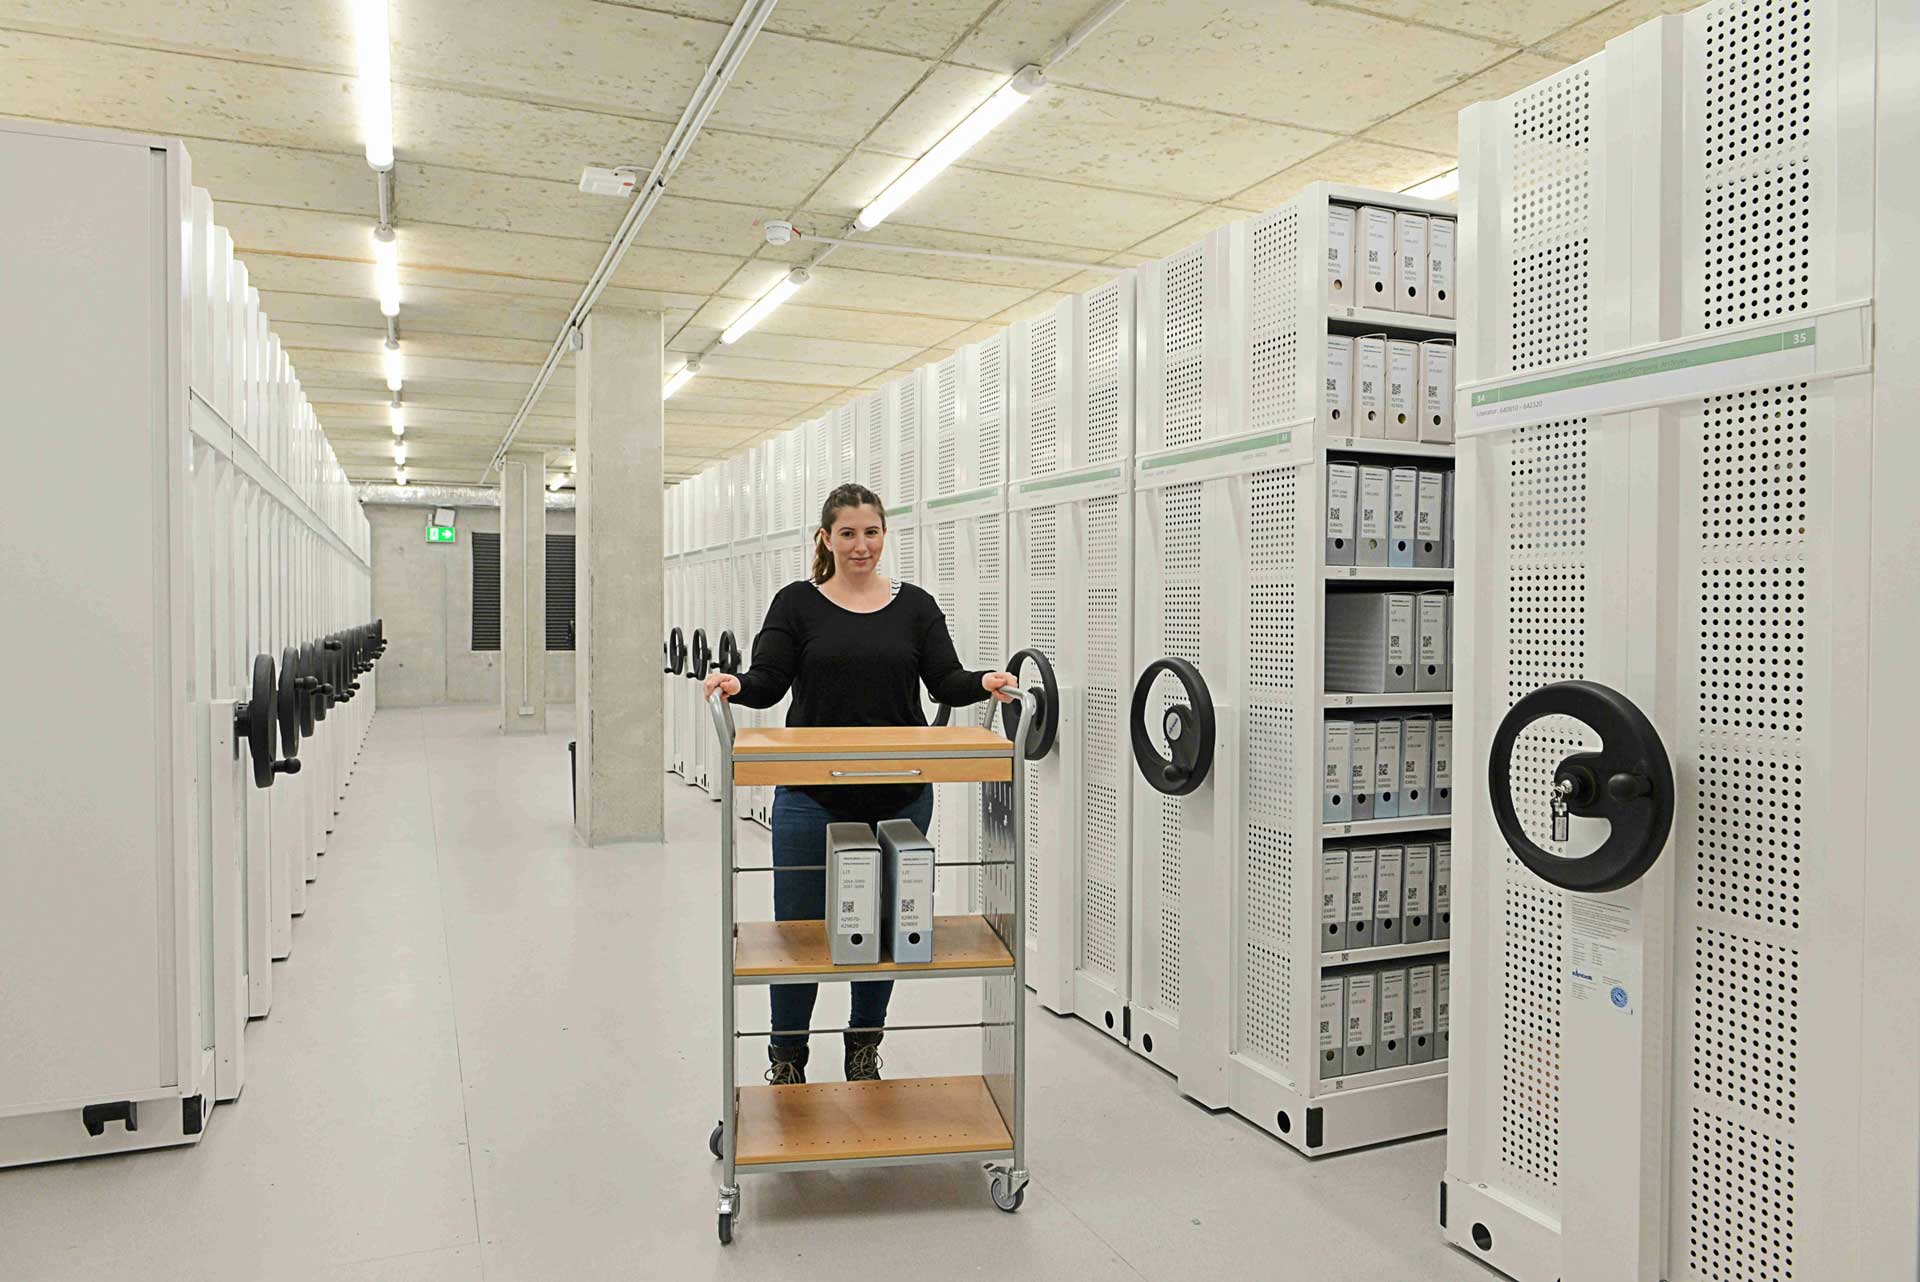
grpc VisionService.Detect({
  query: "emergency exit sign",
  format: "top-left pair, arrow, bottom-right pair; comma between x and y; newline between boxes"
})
426,524 -> 456,543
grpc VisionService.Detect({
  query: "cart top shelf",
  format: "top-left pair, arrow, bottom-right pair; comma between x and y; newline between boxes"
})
730,725 -> 1015,785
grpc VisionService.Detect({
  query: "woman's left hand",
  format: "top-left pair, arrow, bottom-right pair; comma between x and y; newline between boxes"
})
981,671 -> 1017,703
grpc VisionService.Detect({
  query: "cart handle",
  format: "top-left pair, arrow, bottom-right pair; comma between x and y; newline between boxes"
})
1004,684 -> 1040,760
707,690 -> 736,748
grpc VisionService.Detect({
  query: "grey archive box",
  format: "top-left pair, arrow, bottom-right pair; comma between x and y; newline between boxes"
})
877,818 -> 935,964
826,823 -> 882,965
1325,592 -> 1416,693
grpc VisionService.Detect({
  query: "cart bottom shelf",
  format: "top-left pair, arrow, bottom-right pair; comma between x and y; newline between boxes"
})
734,1074 -> 1013,1166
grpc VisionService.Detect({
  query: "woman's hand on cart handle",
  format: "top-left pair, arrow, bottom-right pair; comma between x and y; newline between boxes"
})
982,672 -> 1018,703
704,672 -> 741,700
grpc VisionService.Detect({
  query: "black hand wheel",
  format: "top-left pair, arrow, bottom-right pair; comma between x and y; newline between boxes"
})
690,629 -> 711,680
276,648 -> 303,759
292,643 -> 320,737
716,630 -> 742,675
1489,680 -> 1675,893
667,627 -> 687,675
1129,658 -> 1215,796
930,702 -> 952,727
1000,648 -> 1060,760
322,636 -> 343,709
235,654 -> 298,788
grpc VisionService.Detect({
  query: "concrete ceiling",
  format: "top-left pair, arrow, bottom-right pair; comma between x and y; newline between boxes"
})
0,0 -> 1700,485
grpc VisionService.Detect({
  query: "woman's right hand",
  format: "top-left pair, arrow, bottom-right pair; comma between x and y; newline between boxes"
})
703,672 -> 741,700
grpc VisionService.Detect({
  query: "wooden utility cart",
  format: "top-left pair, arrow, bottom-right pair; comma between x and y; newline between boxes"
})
706,691 -> 1038,1244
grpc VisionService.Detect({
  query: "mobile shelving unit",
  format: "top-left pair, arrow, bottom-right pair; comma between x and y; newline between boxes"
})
705,688 -> 1040,1244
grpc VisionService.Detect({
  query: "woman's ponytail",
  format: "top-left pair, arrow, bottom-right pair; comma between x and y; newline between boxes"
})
810,482 -> 887,585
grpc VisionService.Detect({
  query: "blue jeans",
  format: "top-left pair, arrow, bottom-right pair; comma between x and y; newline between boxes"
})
768,785 -> 935,1051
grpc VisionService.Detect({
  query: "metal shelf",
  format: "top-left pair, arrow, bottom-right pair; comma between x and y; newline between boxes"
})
1318,1059 -> 1450,1093
731,916 -> 1014,986
1327,305 -> 1458,336
1325,566 -> 1454,583
1320,435 -> 1457,460
1321,692 -> 1453,709
1322,814 -> 1453,840
733,1075 -> 1014,1168
1318,938 -> 1451,969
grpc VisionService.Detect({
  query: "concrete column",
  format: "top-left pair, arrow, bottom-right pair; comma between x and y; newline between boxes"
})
574,307 -> 665,843
499,448 -> 548,734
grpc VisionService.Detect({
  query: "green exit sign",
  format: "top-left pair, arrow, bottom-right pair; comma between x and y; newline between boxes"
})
426,524 -> 457,543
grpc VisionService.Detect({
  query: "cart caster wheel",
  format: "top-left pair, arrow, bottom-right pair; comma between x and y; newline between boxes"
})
708,1123 -> 723,1160
989,1172 -> 1025,1213
718,1211 -> 734,1245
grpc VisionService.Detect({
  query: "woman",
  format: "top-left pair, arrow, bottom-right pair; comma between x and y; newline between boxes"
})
703,482 -> 1015,1086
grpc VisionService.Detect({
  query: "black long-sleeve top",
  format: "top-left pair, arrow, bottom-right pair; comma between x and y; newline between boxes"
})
731,579 -> 991,812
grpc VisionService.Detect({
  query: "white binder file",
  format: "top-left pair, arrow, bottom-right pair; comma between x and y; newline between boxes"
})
1325,334 -> 1354,429
1355,336 -> 1388,437
1350,719 -> 1376,821
877,818 -> 935,964
1326,461 -> 1358,565
1389,467 -> 1418,567
1358,206 -> 1394,304
1343,970 -> 1378,1075
1320,848 -> 1350,952
1323,719 -> 1353,823
1402,843 -> 1432,943
1434,842 -> 1452,940
1378,967 -> 1409,1068
1426,217 -> 1456,319
1442,469 -> 1455,567
1374,844 -> 1404,946
1408,964 -> 1436,1064
826,823 -> 882,965
1414,470 -> 1446,568
1393,211 -> 1428,314
1400,714 -> 1433,816
1327,204 -> 1355,308
1431,718 -> 1453,815
1373,717 -> 1402,819
1416,591 -> 1450,692
1318,976 -> 1346,1074
1386,340 -> 1420,442
1418,340 -> 1454,443
1356,464 -> 1390,564
1345,847 -> 1377,950
1385,593 -> 1416,694
1436,961 -> 1450,1059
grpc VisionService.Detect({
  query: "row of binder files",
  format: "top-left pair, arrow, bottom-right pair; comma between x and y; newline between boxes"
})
1320,961 -> 1449,1078
1329,203 -> 1456,320
1327,463 -> 1454,568
824,820 -> 936,966
1323,716 -> 1454,822
1321,842 -> 1452,952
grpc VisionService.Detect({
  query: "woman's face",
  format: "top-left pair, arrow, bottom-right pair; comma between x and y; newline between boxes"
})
822,503 -> 886,577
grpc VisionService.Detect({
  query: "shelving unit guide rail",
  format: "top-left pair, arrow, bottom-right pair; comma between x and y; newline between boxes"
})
707,693 -> 1037,1237
1230,182 -> 1458,1155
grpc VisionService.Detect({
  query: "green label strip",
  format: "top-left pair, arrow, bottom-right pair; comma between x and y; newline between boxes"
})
1139,429 -> 1292,471
1471,325 -> 1815,407
1017,465 -> 1124,494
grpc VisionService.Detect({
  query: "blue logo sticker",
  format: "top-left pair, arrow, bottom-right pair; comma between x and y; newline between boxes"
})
1610,985 -> 1630,1009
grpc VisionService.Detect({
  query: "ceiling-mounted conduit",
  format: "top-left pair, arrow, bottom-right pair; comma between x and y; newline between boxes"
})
482,0 -> 782,480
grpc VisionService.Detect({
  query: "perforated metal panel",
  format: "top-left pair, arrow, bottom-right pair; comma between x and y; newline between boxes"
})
1161,249 -> 1207,450
1248,207 -> 1304,434
1238,467 -> 1298,1074
1080,493 -> 1126,986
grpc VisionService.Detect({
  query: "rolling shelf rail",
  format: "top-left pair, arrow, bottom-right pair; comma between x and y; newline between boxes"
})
705,688 -> 1039,1244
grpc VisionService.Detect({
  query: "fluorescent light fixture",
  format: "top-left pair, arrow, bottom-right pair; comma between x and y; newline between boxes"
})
352,0 -> 394,170
721,271 -> 808,346
548,473 -> 569,491
663,359 -> 700,400
393,441 -> 407,465
395,468 -> 407,485
1402,168 -> 1459,200
383,341 -> 404,393
856,66 -> 1043,231
373,227 -> 400,317
390,405 -> 406,436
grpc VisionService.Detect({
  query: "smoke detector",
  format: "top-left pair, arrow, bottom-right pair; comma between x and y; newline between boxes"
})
763,220 -> 795,246
579,166 -> 640,198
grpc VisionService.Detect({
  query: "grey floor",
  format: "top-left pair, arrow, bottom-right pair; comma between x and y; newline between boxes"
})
0,706 -> 1497,1281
